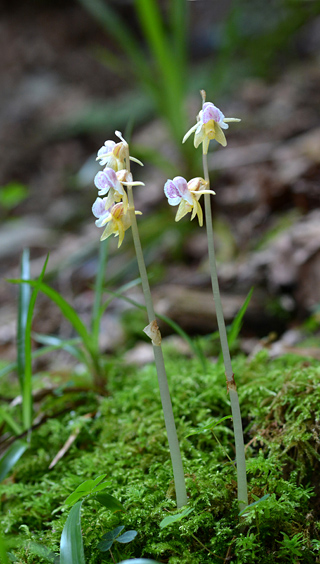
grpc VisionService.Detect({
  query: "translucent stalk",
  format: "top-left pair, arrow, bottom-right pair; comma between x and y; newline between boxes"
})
126,183 -> 187,509
202,150 -> 248,512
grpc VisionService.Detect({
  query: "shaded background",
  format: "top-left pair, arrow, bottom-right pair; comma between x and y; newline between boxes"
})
1,0 -> 320,366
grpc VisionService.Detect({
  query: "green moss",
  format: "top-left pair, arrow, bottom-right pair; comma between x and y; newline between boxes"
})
1,350 -> 320,563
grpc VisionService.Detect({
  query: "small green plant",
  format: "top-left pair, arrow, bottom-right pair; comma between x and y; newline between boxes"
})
60,474 -> 124,564
97,526 -> 137,562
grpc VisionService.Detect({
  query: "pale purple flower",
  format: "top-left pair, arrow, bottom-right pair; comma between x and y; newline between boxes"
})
92,197 -> 111,228
164,176 -> 215,226
96,140 -> 117,166
183,101 -> 240,153
164,176 -> 193,207
94,167 -> 125,198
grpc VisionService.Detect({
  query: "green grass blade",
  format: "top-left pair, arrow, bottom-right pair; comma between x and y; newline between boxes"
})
32,334 -> 85,363
169,0 -> 189,73
103,289 -> 206,366
60,501 -> 85,564
0,440 -> 28,482
99,278 -> 142,318
227,288 -> 253,348
91,239 -> 108,351
135,0 -> 186,139
8,280 -> 95,358
0,338 -> 82,380
78,0 -> 155,93
22,255 -> 49,430
0,407 -> 22,436
17,249 -> 31,389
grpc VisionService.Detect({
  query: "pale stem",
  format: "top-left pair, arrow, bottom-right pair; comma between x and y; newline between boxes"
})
126,183 -> 187,509
202,151 -> 248,511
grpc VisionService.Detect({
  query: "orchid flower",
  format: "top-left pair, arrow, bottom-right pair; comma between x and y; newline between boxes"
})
182,102 -> 240,154
96,130 -> 143,171
164,176 -> 215,226
94,167 -> 144,214
92,198 -> 142,247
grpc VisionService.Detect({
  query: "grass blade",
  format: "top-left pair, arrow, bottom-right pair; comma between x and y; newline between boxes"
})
32,334 -> 85,363
78,0 -> 154,93
0,440 -> 28,482
17,249 -> 31,389
0,407 -> 22,436
103,289 -> 206,367
60,501 -> 85,564
8,280 -> 95,358
0,338 -> 82,380
91,239 -> 108,352
227,288 -> 254,350
22,255 -> 49,430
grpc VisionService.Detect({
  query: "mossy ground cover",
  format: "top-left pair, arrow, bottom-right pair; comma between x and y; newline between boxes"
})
1,348 -> 320,563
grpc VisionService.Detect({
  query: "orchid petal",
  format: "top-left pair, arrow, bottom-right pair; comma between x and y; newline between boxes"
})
92,197 -> 107,218
164,179 -> 182,206
182,122 -> 198,144
213,123 -> 227,147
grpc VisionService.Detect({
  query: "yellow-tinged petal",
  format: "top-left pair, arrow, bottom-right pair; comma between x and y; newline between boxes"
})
100,222 -> 113,241
223,118 -> 241,123
196,200 -> 203,226
214,123 -> 227,147
182,123 -> 198,144
202,136 -> 210,154
175,200 -> 192,222
117,220 -> 125,247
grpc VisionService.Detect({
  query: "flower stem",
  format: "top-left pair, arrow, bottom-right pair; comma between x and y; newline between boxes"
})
126,185 -> 187,509
202,151 -> 248,512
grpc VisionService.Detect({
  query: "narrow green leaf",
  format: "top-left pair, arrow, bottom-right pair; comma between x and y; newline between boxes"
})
32,333 -> 85,363
60,501 -> 85,564
17,248 -> 30,389
91,473 -> 108,488
239,494 -> 270,516
186,416 -> 233,437
0,338 -> 83,380
116,530 -> 137,544
21,254 -> 50,430
102,289 -> 206,367
0,406 -> 22,436
160,507 -> 194,529
93,492 -> 125,513
78,0 -> 154,91
228,288 -> 253,348
64,475 -> 110,506
8,280 -> 95,358
91,481 -> 111,494
0,440 -> 28,482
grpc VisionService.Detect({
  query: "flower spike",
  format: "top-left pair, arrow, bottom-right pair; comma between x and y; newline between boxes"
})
183,100 -> 240,154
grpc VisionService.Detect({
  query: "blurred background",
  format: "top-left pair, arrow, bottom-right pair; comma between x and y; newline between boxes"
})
1,0 -> 320,367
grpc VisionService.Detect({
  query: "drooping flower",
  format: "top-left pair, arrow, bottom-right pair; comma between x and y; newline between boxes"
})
92,199 -> 141,247
94,167 -> 144,214
94,167 -> 128,213
182,102 -> 240,154
96,131 -> 143,171
164,176 -> 215,226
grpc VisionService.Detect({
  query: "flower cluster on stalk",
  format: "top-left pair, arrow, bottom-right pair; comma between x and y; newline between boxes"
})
92,131 -> 143,247
164,99 -> 240,224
